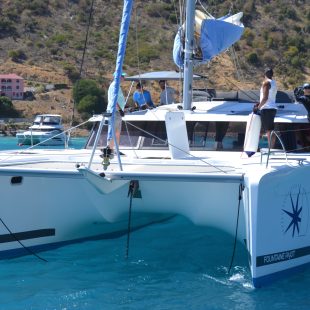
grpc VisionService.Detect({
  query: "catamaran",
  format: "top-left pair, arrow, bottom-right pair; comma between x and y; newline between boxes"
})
0,0 -> 309,289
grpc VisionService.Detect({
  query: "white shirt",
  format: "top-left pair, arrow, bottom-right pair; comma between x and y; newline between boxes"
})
107,80 -> 125,112
260,79 -> 277,110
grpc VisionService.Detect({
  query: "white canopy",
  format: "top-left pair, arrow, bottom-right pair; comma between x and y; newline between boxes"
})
125,71 -> 205,81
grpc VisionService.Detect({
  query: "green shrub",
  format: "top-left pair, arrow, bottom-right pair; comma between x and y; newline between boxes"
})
284,46 -> 298,58
76,94 -> 103,117
242,28 -> 254,46
25,0 -> 51,16
63,63 -> 80,83
73,79 -> 106,113
290,56 -> 301,68
0,97 -> 19,117
246,52 -> 259,65
8,49 -> 27,62
0,19 -> 17,38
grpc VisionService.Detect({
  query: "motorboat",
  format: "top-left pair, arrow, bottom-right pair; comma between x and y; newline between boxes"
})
16,114 -> 67,146
0,0 -> 309,290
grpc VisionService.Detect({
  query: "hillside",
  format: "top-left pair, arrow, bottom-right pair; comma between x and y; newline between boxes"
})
0,0 -> 309,124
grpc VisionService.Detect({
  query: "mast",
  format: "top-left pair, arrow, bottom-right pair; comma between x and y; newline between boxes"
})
182,0 -> 195,110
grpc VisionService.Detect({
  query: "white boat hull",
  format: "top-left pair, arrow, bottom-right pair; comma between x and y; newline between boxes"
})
244,164 -> 310,287
79,153 -> 310,288
0,166 -> 169,258
16,131 -> 66,146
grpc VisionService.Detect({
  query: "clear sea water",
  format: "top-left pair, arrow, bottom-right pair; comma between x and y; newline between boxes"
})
0,137 -> 309,310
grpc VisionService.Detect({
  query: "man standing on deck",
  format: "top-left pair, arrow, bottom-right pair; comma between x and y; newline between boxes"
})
254,68 -> 277,148
106,72 -> 126,152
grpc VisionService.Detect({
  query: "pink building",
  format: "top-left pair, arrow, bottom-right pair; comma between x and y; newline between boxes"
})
0,74 -> 24,100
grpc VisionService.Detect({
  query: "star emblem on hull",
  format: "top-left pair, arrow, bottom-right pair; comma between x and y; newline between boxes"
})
282,189 -> 302,237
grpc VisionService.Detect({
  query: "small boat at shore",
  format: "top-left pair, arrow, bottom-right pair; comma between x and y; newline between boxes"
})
16,114 -> 67,146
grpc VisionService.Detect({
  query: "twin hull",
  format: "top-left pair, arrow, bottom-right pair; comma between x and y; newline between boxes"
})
0,163 -> 309,288
245,165 -> 310,287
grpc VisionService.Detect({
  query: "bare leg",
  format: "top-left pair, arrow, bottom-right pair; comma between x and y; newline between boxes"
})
267,130 -> 276,148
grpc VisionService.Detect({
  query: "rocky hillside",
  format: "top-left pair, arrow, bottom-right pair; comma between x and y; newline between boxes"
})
0,0 -> 309,123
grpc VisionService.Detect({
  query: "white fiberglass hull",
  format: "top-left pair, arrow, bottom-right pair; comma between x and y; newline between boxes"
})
1,146 -> 310,288
244,163 -> 310,287
79,151 -> 310,288
0,161 -> 169,259
16,131 -> 66,146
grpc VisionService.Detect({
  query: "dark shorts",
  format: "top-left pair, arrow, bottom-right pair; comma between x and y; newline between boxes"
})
260,109 -> 277,131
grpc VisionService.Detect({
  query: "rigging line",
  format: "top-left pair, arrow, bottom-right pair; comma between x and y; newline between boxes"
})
0,217 -> 47,262
70,0 -> 96,127
223,76 -> 259,103
171,0 -> 180,26
197,0 -> 214,19
125,121 -> 235,173
229,47 -> 241,81
123,120 -> 139,159
231,46 -> 245,82
0,119 -> 90,164
134,5 -> 142,81
228,182 -> 243,274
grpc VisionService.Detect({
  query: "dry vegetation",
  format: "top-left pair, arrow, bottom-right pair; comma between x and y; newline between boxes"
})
0,0 -> 308,130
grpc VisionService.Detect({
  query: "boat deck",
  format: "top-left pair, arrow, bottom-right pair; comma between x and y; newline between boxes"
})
0,148 -> 308,179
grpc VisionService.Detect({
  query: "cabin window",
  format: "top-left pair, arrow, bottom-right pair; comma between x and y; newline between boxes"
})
85,120 -> 249,151
33,116 -> 43,124
85,121 -> 168,150
43,116 -> 60,125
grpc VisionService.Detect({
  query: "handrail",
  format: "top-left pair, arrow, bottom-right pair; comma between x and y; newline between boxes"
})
265,130 -> 288,168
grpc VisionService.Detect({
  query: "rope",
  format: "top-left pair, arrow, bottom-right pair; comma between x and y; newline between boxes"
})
126,180 -> 137,259
228,183 -> 243,274
0,119 -> 90,164
123,120 -> 139,159
0,217 -> 47,262
223,76 -> 259,103
70,0 -> 96,128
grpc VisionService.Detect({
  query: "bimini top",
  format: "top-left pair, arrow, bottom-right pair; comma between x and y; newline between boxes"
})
125,71 -> 205,81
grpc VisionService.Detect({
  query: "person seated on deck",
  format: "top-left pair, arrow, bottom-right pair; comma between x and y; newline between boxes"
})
159,80 -> 176,105
133,82 -> 155,110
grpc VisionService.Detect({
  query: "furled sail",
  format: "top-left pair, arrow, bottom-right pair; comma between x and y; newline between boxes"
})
109,0 -> 133,123
173,10 -> 244,68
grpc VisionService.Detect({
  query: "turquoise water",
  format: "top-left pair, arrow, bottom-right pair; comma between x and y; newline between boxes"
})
0,216 -> 309,310
0,136 -> 87,151
0,137 -> 309,309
